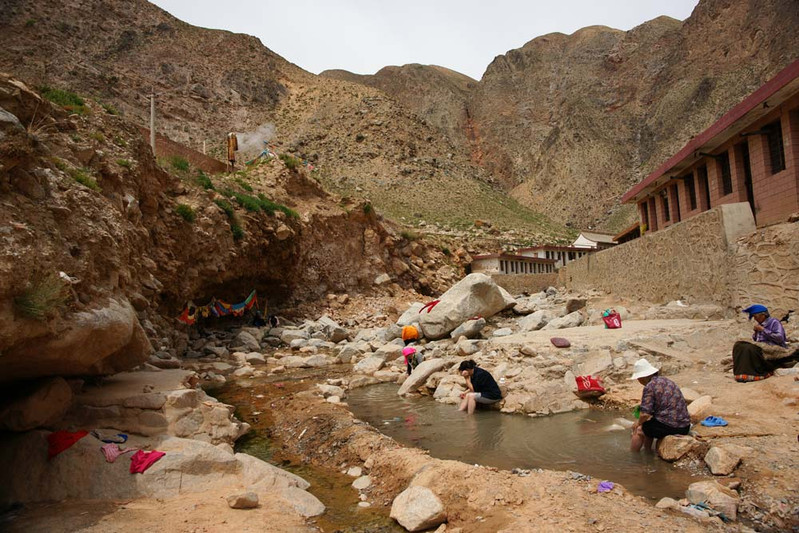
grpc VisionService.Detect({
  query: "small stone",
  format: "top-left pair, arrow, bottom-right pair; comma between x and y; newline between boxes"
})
347,466 -> 363,477
656,497 -> 679,510
358,501 -> 371,508
352,475 -> 372,490
227,491 -> 259,509
658,435 -> 700,462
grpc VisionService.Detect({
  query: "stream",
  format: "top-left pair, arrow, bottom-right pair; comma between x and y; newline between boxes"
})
346,383 -> 705,500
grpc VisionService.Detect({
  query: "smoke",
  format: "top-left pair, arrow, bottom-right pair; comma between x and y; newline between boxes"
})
235,123 -> 276,157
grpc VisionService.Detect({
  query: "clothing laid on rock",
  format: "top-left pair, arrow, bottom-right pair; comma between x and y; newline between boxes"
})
100,443 -> 135,463
129,449 -> 165,473
47,430 -> 89,459
640,376 -> 690,435
752,316 -> 787,346
471,367 -> 502,401
91,429 -> 128,444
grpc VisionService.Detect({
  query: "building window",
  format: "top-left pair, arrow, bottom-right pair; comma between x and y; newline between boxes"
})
719,152 -> 732,196
765,120 -> 786,174
640,201 -> 649,227
662,191 -> 670,222
684,173 -> 697,210
697,165 -> 710,209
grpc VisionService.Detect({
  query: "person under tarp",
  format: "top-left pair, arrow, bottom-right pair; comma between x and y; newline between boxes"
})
732,304 -> 798,382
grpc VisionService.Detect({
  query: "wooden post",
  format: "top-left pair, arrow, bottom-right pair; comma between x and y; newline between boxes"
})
149,93 -> 156,155
203,140 -> 206,155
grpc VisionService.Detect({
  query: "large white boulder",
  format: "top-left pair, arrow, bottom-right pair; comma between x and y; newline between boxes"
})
390,486 -> 447,532
397,303 -> 425,326
398,359 -> 448,396
417,274 -> 516,340
354,355 -> 387,374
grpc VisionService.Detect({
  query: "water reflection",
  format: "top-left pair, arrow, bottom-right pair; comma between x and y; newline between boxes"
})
348,383 -> 704,500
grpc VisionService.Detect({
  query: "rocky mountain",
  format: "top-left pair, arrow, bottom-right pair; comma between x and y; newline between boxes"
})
325,0 -> 799,230
0,0 -> 570,241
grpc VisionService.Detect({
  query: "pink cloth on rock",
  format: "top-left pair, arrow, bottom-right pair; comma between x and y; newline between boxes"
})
101,443 -> 134,463
129,449 -> 165,473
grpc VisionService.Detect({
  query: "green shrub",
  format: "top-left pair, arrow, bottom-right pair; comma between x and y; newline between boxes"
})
70,168 -> 99,191
14,273 -> 69,320
89,131 -> 105,142
196,170 -> 214,190
25,19 -> 36,27
116,159 -> 132,169
214,198 -> 235,218
175,203 -> 196,222
231,191 -> 261,212
279,153 -> 301,171
257,194 -> 299,218
400,230 -> 419,241
169,156 -> 190,172
40,86 -> 88,115
442,246 -> 451,256
113,136 -> 128,147
231,223 -> 244,241
363,203 -> 373,215
52,158 -> 68,172
101,103 -> 119,115
234,177 -> 253,192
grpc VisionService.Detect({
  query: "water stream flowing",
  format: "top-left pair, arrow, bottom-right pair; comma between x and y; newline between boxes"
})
347,383 -> 705,500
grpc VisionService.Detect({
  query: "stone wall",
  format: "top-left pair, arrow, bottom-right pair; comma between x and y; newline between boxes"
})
491,273 -> 558,295
733,220 -> 799,317
558,203 -> 756,307
139,127 -> 227,174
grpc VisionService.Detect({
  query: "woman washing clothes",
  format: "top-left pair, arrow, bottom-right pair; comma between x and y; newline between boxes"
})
732,304 -> 797,382
458,360 -> 502,414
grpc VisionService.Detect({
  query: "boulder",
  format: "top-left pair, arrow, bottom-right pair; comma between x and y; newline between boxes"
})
317,384 -> 345,398
687,395 -> 713,423
417,274 -> 516,339
280,329 -> 310,344
390,486 -> 447,532
0,377 -> 73,431
336,344 -> 362,364
398,359 -> 448,396
685,480 -> 739,519
566,298 -> 587,313
449,317 -> 486,339
456,339 -> 480,356
316,315 -> 349,343
244,352 -> 265,365
227,491 -> 259,509
542,311 -> 583,330
658,435 -> 701,462
704,445 -> 745,475
234,331 -> 261,352
354,355 -> 386,375
518,310 -> 553,332
303,355 -> 330,368
397,303 -> 425,326
1,298 -> 150,382
277,486 -> 326,517
433,376 -> 466,404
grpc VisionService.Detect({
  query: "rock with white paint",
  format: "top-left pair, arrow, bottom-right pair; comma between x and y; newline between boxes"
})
390,486 -> 447,532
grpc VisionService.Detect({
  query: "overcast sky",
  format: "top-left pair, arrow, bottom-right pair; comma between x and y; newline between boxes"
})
150,0 -> 699,80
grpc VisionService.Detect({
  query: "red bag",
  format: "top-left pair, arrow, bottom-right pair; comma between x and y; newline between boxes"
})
575,375 -> 606,398
602,310 -> 622,329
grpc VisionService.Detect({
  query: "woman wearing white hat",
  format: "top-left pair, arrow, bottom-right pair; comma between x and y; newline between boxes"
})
629,359 -> 690,452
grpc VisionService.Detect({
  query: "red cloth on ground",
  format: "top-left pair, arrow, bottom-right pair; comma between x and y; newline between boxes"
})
129,450 -> 165,473
47,430 -> 89,459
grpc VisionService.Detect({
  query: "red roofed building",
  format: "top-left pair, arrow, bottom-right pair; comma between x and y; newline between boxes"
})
622,59 -> 799,232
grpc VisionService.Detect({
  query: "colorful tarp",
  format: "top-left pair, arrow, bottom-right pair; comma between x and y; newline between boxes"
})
178,290 -> 258,325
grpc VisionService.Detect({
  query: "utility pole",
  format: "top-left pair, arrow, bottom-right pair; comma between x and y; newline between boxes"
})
203,140 -> 206,155
149,92 -> 156,155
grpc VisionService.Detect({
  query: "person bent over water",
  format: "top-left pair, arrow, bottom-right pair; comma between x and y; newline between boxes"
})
629,359 -> 690,452
458,360 -> 502,414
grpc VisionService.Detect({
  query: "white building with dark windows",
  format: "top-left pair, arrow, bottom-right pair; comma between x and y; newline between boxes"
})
470,253 -> 556,275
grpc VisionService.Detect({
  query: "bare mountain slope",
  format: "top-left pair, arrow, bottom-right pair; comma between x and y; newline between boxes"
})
0,0 -> 569,241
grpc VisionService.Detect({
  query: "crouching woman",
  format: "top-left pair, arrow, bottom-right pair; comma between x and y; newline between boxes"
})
458,360 -> 502,414
629,359 -> 691,452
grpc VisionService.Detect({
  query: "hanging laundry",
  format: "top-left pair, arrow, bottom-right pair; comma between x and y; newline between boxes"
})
130,449 -> 166,474
100,443 -> 135,463
178,290 -> 258,325
47,430 -> 89,459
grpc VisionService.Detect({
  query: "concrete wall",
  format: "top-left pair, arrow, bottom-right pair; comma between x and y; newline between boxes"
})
558,203 -> 756,307
733,220 -> 799,317
491,273 -> 558,295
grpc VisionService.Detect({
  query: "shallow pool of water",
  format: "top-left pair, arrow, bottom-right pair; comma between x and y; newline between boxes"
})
347,383 -> 704,500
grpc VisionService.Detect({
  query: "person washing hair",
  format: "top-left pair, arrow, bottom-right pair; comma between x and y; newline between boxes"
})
458,360 -> 502,414
731,304 -> 797,382
629,359 -> 690,453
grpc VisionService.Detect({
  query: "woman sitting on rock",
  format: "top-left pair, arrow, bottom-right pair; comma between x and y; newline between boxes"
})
629,359 -> 691,452
458,360 -> 502,414
732,304 -> 797,382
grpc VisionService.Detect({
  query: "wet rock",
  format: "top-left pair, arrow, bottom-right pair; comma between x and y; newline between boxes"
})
687,395 -> 713,423
417,273 -> 516,339
303,354 -> 330,367
542,311 -> 583,330
317,384 -> 345,398
449,317 -> 486,339
685,480 -> 739,519
398,359 -> 448,396
232,366 -> 255,378
354,355 -> 387,374
352,475 -> 372,490
0,377 -> 73,431
227,491 -> 258,509
658,435 -> 701,462
433,376 -> 465,404
390,486 -> 447,532
704,445 -> 745,475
